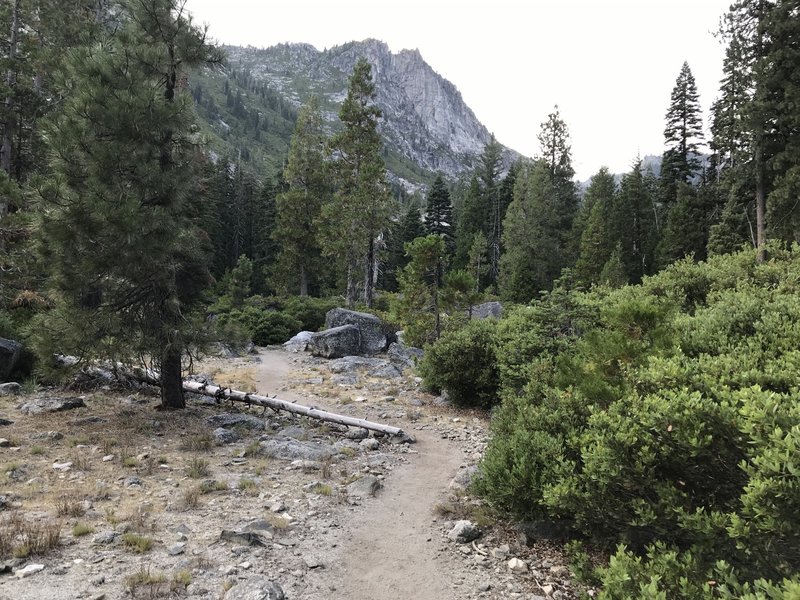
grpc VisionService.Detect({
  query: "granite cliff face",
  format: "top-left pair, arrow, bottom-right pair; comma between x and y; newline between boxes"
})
225,40 -> 514,184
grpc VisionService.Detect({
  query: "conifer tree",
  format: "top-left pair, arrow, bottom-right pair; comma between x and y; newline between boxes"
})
662,61 -> 705,189
612,161 -> 658,283
394,235 -> 446,346
36,0 -> 219,409
423,174 -> 453,254
454,175 -> 484,270
273,97 -> 330,296
322,58 -> 392,307
382,200 -> 425,292
575,168 -> 617,285
499,159 -> 560,301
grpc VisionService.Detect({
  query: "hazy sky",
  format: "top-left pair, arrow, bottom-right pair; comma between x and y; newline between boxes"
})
183,0 -> 731,180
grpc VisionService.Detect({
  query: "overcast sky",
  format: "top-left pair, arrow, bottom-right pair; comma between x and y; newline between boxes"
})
183,0 -> 731,180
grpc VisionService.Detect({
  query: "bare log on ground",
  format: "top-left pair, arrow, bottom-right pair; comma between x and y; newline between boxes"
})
181,380 -> 406,437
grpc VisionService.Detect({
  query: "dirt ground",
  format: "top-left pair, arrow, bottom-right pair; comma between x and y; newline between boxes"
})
0,347 -> 584,600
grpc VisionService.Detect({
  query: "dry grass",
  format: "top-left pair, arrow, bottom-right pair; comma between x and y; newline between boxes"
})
199,479 -> 228,494
181,486 -> 201,509
264,512 -> 291,530
121,532 -> 153,554
54,492 -> 86,518
124,565 -> 190,598
207,366 -> 257,393
0,512 -> 62,559
72,522 -> 94,537
185,457 -> 210,479
179,430 -> 214,452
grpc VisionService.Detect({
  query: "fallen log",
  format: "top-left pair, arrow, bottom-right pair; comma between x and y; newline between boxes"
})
181,380 -> 406,438
54,355 -> 406,437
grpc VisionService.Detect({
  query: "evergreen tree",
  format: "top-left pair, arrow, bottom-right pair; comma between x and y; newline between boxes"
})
273,97 -> 329,296
612,161 -> 658,283
662,61 -> 705,189
481,135 -> 504,283
598,242 -> 628,287
467,231 -> 489,293
36,0 -> 219,409
423,174 -> 454,253
394,235 -> 446,346
499,159 -> 560,301
537,107 -> 579,263
575,168 -> 617,285
322,58 -> 392,307
251,177 -> 278,295
228,255 -> 253,308
382,199 -> 425,292
656,183 -> 710,265
707,195 -> 752,255
454,175 -> 484,270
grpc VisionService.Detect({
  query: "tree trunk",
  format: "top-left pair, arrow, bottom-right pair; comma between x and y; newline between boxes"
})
299,265 -> 308,297
364,237 -> 374,308
345,259 -> 358,308
1,0 -> 20,177
755,145 -> 766,263
160,344 -> 185,409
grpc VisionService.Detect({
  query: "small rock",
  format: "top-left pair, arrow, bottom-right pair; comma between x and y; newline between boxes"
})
359,438 -> 379,451
52,461 -> 73,472
303,556 -> 323,569
270,502 -> 286,513
0,439 -> 10,448
30,430 -> 62,440
102,455 -> 114,462
0,417 -> 13,426
224,576 -> 285,600
345,428 -> 369,440
550,565 -> 569,577
168,543 -> 186,556
490,544 -> 510,559
213,427 -> 240,445
346,475 -> 382,498
507,557 -> 529,574
477,582 -> 491,592
15,564 -> 45,578
124,476 -> 142,487
91,575 -> 105,586
206,413 -> 265,431
92,531 -> 118,545
448,520 -> 480,544
17,396 -> 86,415
541,584 -> 555,596
0,382 -> 22,396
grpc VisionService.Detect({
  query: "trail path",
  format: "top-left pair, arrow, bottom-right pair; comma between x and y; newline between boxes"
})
251,348 -> 466,600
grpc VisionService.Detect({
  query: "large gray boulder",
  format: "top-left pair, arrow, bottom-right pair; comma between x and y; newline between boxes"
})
259,437 -> 337,462
387,342 -> 424,369
0,338 -> 22,382
325,308 -> 386,354
283,331 -> 314,353
470,301 -> 503,320
308,324 -> 361,359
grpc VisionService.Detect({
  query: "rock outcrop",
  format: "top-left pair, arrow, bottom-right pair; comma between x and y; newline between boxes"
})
0,338 -> 22,382
324,308 -> 386,355
308,324 -> 361,359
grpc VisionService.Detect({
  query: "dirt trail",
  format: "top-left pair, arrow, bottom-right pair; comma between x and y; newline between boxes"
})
251,349 -> 465,600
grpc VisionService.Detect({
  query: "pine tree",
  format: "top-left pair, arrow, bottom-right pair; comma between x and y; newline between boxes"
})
612,161 -> 658,283
537,107 -> 579,264
454,175 -> 484,269
662,61 -> 705,190
36,0 -> 219,409
423,174 -> 454,261
273,97 -> 330,296
382,200 -> 425,292
251,177 -> 278,295
394,235 -> 446,346
322,58 -> 392,307
575,168 -> 617,285
499,159 -> 560,301
467,231 -> 489,293
656,183 -> 709,264
481,135 -> 504,283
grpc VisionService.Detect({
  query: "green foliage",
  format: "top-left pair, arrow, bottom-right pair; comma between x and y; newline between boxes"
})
393,235 -> 445,347
419,318 -> 499,408
281,296 -> 338,332
475,247 -> 800,593
228,255 -> 253,308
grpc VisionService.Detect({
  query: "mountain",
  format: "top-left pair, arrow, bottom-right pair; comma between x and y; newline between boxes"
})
190,40 -> 517,193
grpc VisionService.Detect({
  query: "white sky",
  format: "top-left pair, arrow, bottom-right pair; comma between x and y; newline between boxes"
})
183,0 -> 731,180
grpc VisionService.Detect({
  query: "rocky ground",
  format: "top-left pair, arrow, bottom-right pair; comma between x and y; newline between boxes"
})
0,346 -> 591,600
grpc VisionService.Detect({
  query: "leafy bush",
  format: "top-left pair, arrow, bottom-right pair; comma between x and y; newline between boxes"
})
475,247 -> 800,593
419,318 -> 499,408
251,311 -> 301,346
281,296 -> 338,332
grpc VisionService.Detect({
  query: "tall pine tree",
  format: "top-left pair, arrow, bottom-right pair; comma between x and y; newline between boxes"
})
273,97 -> 330,296
36,0 -> 219,408
423,174 -> 454,254
662,61 -> 705,189
322,58 -> 392,307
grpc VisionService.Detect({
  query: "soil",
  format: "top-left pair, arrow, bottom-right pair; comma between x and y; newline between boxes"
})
0,347 -> 585,600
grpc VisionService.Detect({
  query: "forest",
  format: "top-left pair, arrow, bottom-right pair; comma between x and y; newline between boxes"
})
1,0 -> 799,596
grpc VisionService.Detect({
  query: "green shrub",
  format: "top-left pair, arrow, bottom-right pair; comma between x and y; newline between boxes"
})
282,296 -> 338,331
419,318 -> 499,408
251,311 -> 301,346
475,247 -> 800,593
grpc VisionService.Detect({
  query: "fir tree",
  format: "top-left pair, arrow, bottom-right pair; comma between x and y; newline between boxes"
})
322,58 -> 392,307
575,168 -> 617,285
394,235 -> 446,346
382,199 -> 425,292
273,97 -> 330,296
454,175 -> 484,270
662,61 -> 705,189
36,0 -> 219,409
612,161 -> 658,283
423,174 -> 454,251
